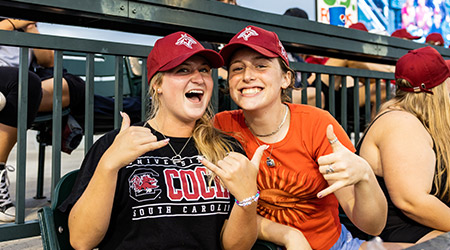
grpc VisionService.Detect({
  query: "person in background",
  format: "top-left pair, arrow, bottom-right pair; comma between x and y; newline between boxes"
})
358,46 -> 450,244
425,32 -> 445,46
215,25 -> 410,250
320,22 -> 393,131
0,18 -> 84,221
391,28 -> 422,40
61,31 -> 262,250
0,18 -> 46,222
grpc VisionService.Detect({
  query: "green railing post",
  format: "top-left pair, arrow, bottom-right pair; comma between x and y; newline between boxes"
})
51,50 -> 63,200
84,53 -> 95,154
16,47 -> 29,224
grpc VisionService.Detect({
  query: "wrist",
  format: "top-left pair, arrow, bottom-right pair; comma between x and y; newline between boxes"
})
235,190 -> 259,207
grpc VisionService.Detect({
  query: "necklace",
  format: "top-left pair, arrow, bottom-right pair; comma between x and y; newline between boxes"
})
245,105 -> 289,167
255,138 -> 276,167
246,104 -> 288,137
147,121 -> 192,164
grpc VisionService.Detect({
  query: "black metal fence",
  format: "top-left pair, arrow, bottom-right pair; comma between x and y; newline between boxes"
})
0,0 -> 448,242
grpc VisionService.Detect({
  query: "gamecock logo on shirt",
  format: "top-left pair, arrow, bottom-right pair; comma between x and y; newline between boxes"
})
129,168 -> 162,202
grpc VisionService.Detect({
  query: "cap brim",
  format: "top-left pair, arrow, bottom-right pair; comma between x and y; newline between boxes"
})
220,42 -> 279,66
160,49 -> 224,72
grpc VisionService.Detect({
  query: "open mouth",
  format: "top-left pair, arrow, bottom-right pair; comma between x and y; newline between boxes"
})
241,87 -> 262,95
185,89 -> 204,102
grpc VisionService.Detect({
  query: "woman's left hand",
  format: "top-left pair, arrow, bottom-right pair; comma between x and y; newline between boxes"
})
199,145 -> 267,201
317,125 -> 371,198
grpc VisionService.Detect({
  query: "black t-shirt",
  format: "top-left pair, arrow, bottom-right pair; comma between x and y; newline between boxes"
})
60,122 -> 244,249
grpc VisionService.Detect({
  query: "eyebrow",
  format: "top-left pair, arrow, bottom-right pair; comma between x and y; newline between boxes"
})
230,55 -> 271,65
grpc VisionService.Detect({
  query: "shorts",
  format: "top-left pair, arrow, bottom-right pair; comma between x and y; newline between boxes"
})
34,67 -> 85,116
329,224 -> 364,250
0,67 -> 42,128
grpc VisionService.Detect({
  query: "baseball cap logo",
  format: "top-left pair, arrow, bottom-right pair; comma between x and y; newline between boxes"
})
278,40 -> 288,62
237,27 -> 259,41
175,33 -> 198,49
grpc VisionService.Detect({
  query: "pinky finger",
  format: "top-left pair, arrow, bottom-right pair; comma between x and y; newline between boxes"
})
317,181 -> 345,198
145,138 -> 170,152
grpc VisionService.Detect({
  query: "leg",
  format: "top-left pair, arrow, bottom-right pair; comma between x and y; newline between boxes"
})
416,230 -> 446,243
0,67 -> 42,161
0,124 -> 17,163
39,77 -> 70,112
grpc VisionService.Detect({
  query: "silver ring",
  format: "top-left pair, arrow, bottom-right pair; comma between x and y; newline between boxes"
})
325,165 -> 335,174
329,137 -> 338,144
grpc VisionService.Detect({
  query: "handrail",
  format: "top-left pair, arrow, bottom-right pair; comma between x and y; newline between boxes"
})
0,0 -> 443,243
0,0 -> 448,63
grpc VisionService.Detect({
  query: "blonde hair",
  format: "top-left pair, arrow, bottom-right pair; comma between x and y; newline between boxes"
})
380,79 -> 450,202
148,72 -> 239,182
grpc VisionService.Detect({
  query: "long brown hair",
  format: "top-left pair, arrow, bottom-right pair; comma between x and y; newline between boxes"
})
380,79 -> 450,202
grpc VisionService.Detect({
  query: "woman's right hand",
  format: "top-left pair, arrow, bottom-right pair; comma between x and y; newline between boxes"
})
100,112 -> 169,171
199,145 -> 267,202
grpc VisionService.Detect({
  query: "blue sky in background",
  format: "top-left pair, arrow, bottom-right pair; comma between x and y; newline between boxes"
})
38,0 -> 316,46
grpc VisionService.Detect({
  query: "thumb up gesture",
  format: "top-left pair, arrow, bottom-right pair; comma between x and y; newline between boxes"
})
317,124 -> 371,198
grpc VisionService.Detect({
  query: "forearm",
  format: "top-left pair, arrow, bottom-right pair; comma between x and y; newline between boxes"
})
68,161 -> 119,249
398,194 -> 450,232
24,24 -> 54,67
221,203 -> 258,250
257,215 -> 311,250
349,172 -> 387,235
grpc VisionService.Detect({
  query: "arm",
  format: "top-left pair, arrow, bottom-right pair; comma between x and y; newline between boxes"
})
376,112 -> 450,231
317,125 -> 387,235
23,23 -> 54,67
69,114 -> 168,249
200,146 -> 267,250
257,215 -> 311,250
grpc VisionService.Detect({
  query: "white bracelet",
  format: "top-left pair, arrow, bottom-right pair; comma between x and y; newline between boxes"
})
235,190 -> 260,207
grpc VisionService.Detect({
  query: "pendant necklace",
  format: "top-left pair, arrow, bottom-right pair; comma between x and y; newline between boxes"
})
245,104 -> 289,167
255,138 -> 275,167
146,121 -> 192,164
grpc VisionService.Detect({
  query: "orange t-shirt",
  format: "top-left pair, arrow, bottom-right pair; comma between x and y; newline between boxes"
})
214,103 -> 356,250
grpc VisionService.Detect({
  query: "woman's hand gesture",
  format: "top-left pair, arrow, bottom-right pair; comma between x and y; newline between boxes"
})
317,125 -> 371,198
101,112 -> 169,171
199,145 -> 267,201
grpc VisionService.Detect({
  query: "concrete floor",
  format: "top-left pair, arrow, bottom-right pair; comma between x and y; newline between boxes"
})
0,130 -> 101,249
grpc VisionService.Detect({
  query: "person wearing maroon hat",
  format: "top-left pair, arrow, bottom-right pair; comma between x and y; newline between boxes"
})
64,31 -> 264,250
391,28 -> 421,40
358,46 -> 450,243
214,25 -> 408,250
319,22 -> 394,131
426,32 -> 445,46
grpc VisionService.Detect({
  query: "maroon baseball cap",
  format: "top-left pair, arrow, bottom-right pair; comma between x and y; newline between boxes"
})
219,25 -> 289,66
391,28 -> 421,40
146,31 -> 224,83
426,32 -> 444,46
349,22 -> 368,32
395,46 -> 450,94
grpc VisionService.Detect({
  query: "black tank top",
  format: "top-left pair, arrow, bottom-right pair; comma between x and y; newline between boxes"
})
355,111 -> 446,243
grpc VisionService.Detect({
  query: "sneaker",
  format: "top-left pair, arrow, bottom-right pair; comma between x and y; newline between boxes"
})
0,163 -> 15,222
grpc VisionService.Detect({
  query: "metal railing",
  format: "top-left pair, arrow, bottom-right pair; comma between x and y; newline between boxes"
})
0,0 -> 447,242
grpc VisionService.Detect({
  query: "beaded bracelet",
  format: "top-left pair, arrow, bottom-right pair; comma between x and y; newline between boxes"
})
6,19 -> 16,30
235,190 -> 260,207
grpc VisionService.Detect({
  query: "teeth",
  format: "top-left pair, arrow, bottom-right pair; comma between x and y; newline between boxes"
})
188,90 -> 203,94
242,88 -> 261,94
